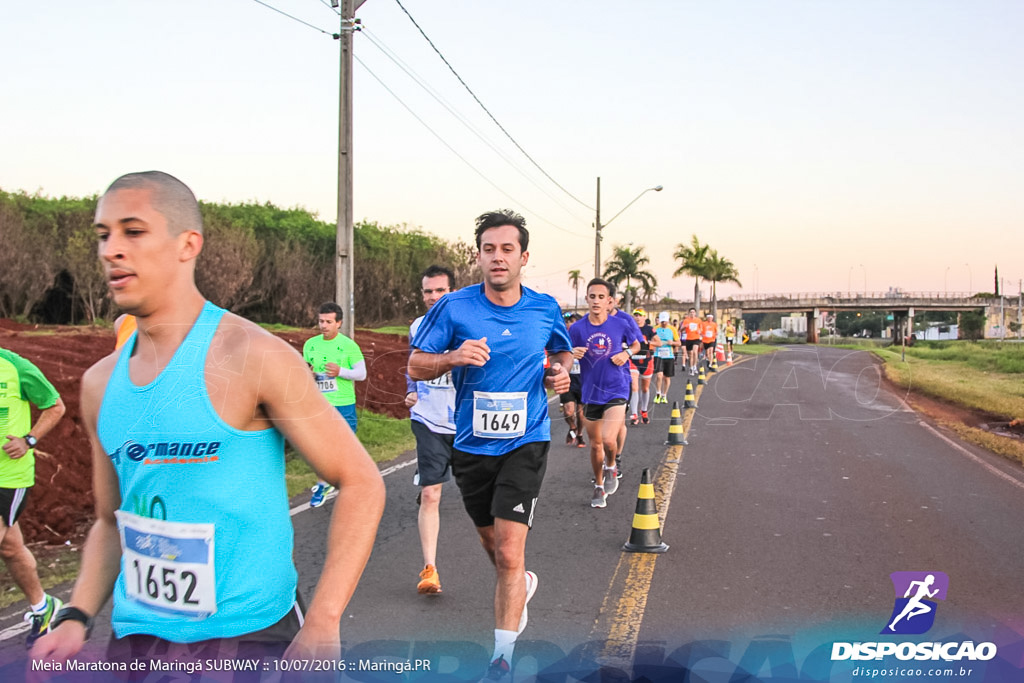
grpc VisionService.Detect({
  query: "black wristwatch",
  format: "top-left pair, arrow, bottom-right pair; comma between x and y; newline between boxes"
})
50,606 -> 93,638
24,435 -> 38,449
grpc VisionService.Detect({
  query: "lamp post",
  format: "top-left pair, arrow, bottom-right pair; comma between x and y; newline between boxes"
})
594,177 -> 663,278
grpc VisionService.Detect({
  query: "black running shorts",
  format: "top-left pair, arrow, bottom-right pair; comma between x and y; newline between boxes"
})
451,441 -> 548,528
655,357 -> 675,377
583,398 -> 628,421
412,420 -> 455,487
559,374 -> 582,405
0,487 -> 30,526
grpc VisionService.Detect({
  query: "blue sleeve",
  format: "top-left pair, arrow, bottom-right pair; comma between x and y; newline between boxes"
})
547,304 -> 572,353
411,296 -> 455,354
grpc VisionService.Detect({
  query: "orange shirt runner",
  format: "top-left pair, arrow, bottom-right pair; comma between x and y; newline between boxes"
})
701,320 -> 718,343
681,315 -> 702,341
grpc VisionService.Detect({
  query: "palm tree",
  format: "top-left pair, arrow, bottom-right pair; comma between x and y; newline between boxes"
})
603,245 -> 657,312
703,250 -> 742,318
568,269 -> 583,313
673,235 -> 711,312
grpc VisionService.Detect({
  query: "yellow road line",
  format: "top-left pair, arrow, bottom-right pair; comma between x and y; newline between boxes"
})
587,384 -> 701,670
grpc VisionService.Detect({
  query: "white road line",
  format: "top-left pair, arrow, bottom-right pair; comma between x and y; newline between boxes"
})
919,421 -> 1024,492
290,457 -> 417,516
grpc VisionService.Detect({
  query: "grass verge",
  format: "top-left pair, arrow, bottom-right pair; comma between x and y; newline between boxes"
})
285,407 -> 415,497
0,546 -> 81,610
363,325 -> 409,336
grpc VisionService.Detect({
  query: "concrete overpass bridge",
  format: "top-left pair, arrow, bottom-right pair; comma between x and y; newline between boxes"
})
716,291 -> 1016,343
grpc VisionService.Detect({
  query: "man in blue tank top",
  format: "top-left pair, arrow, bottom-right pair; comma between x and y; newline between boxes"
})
408,210 -> 572,681
31,172 -> 385,668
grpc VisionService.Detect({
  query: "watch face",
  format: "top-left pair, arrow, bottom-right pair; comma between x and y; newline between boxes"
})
25,436 -> 37,447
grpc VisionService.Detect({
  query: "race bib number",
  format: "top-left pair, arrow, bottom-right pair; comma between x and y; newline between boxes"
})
571,359 -> 581,375
314,373 -> 337,394
424,372 -> 453,388
473,392 -> 527,439
116,511 -> 216,618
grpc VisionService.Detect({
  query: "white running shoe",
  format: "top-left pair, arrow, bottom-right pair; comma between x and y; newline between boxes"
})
517,570 -> 538,635
603,466 -> 619,496
591,485 -> 607,508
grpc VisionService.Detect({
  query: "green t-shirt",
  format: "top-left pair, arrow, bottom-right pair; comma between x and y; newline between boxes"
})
302,333 -> 364,407
0,348 -> 61,488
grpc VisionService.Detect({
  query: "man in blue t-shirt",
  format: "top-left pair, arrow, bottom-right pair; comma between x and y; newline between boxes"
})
408,210 -> 571,680
569,280 -> 641,509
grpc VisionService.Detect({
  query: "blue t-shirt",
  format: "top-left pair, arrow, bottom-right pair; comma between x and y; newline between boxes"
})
569,313 -> 641,405
413,284 -> 572,455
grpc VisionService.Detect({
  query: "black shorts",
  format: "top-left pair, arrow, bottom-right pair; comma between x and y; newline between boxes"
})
655,357 -> 675,377
0,487 -> 30,526
725,337 -> 734,344
703,341 -> 716,352
684,339 -> 700,351
105,595 -> 305,680
583,398 -> 628,421
452,441 -> 548,529
411,420 -> 455,487
559,374 -> 582,405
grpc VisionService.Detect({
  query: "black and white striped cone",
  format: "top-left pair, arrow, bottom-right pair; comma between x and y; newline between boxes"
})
623,468 -> 669,553
697,362 -> 707,386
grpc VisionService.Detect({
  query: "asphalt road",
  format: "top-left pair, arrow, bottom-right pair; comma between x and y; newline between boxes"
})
3,347 -> 1023,682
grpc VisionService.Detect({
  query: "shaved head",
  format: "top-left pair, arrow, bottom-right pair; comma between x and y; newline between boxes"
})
103,171 -> 203,235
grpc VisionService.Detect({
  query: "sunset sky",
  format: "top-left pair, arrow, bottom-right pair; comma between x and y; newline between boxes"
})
2,1 -> 1021,308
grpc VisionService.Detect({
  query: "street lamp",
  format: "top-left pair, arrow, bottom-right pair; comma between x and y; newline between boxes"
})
594,177 -> 663,278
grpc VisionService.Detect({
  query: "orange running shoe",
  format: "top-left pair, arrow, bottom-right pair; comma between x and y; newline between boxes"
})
417,564 -> 442,594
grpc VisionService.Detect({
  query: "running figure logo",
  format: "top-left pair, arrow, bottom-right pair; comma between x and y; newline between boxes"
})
881,571 -> 949,635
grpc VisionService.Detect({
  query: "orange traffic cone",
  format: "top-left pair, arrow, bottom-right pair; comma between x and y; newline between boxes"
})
727,350 -> 733,366
623,468 -> 669,553
665,401 -> 688,446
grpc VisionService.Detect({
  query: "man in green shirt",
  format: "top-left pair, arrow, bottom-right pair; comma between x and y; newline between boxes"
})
303,303 -> 366,507
0,347 -> 67,647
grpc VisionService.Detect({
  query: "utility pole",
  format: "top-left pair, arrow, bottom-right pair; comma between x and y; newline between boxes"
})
335,0 -> 365,338
594,177 -> 602,279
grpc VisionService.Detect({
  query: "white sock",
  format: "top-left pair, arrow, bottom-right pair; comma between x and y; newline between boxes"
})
629,392 -> 639,415
31,597 -> 48,613
640,389 -> 650,411
493,628 -> 518,663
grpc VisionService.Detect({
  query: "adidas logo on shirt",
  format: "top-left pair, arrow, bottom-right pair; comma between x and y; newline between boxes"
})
502,329 -> 512,336
513,503 -> 525,514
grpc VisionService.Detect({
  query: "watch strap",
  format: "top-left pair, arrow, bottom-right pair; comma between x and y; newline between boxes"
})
51,606 -> 93,637
24,435 -> 38,448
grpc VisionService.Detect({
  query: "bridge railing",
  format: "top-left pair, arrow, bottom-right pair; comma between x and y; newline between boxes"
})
721,292 -> 996,305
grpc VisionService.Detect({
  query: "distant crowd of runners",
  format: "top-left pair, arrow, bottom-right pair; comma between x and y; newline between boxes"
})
2,170 -> 739,682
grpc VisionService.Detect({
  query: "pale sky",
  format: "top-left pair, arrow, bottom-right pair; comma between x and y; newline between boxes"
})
2,1 -> 1022,308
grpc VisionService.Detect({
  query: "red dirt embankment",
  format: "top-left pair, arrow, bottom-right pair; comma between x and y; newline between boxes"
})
0,321 -> 411,544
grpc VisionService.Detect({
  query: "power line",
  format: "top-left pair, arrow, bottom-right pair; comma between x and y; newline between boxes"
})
250,0 -> 337,36
392,0 -> 595,212
354,54 -> 590,239
361,28 -> 590,226
317,0 -> 340,15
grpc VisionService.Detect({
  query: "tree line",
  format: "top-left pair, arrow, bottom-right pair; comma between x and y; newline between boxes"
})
0,189 -> 479,327
571,235 -> 742,314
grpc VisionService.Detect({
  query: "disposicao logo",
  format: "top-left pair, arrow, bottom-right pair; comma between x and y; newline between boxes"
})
831,571 -> 998,663
882,571 -> 948,635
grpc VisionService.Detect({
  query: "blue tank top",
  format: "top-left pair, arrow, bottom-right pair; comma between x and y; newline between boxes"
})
98,302 -> 297,641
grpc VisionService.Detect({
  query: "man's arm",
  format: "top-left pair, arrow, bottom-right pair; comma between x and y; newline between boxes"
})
31,363 -> 123,661
332,360 -> 366,381
408,337 -> 489,381
544,350 -> 572,394
256,337 -> 385,658
2,398 -> 65,459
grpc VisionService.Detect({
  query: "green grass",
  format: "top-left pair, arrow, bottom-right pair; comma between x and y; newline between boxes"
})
285,407 -> 415,497
258,322 -> 304,333
734,344 -> 783,356
870,344 -> 1024,421
362,325 -> 409,336
0,546 -> 81,610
